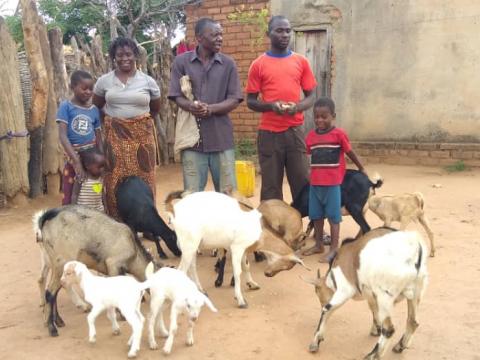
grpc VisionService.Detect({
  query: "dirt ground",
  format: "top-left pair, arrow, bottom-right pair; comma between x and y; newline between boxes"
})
0,163 -> 479,360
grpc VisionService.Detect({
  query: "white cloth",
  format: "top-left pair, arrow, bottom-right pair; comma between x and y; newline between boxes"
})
174,75 -> 199,154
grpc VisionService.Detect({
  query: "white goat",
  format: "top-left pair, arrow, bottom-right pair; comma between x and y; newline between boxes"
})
61,261 -> 147,358
368,192 -> 435,256
166,191 -> 263,308
303,228 -> 428,359
145,264 -> 217,355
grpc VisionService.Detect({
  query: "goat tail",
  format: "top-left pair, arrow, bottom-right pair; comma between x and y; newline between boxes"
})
164,190 -> 190,215
369,172 -> 384,192
413,192 -> 425,209
33,207 -> 63,242
32,209 -> 48,242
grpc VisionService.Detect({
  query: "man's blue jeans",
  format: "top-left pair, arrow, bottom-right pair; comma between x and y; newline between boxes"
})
181,149 -> 237,192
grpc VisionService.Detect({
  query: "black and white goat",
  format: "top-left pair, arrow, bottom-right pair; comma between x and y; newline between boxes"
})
292,169 -> 383,237
303,227 -> 428,359
116,176 -> 181,259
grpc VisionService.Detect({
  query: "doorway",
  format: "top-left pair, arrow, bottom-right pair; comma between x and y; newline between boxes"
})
294,29 -> 331,134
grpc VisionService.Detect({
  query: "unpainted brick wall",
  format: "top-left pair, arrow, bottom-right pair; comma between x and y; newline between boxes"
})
351,141 -> 480,167
184,0 -> 270,140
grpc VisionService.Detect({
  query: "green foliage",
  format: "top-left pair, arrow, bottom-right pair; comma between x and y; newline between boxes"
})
38,0 -> 107,44
4,15 -> 23,49
227,5 -> 269,48
235,138 -> 257,160
444,160 -> 468,173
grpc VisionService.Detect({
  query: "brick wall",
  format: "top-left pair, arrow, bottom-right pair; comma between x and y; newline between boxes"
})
351,142 -> 480,167
184,0 -> 270,139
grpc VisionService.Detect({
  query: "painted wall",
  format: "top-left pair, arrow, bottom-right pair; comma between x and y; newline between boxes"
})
271,0 -> 480,142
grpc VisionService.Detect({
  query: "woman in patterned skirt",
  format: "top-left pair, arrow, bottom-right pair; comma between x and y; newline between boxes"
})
93,37 -> 160,220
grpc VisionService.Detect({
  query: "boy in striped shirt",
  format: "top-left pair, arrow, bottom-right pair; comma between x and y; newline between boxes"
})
72,147 -> 105,212
304,97 -> 365,262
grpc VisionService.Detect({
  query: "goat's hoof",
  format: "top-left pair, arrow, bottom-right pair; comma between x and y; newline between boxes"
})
127,351 -> 138,358
149,342 -> 159,350
55,317 -> 65,327
247,282 -> 260,291
89,337 -> 96,344
186,338 -> 194,346
308,343 -> 319,353
429,251 -> 435,258
48,328 -> 59,337
214,280 -> 223,288
162,347 -> 172,355
363,352 -> 380,360
392,340 -> 405,353
112,329 -> 121,336
369,326 -> 381,337
238,302 -> 248,309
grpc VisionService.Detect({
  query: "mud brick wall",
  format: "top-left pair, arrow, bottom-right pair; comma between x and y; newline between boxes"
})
351,142 -> 480,167
184,0 -> 270,139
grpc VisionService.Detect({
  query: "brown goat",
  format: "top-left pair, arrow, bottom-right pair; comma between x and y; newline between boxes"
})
368,192 -> 435,256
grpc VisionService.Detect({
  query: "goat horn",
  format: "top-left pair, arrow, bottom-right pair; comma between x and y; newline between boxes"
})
299,274 -> 320,286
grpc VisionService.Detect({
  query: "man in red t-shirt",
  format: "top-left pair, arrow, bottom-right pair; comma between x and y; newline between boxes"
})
304,97 -> 365,262
246,15 -> 317,201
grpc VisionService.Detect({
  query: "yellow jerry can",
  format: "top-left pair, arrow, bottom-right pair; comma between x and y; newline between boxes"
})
235,160 -> 255,198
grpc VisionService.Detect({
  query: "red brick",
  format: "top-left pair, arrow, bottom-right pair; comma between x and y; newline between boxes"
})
236,32 -> 251,39
202,0 -> 218,7
207,7 -> 221,14
213,13 -> 228,20
221,5 -> 236,13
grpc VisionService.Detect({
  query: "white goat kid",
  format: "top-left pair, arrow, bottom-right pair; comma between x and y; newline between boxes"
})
61,261 -> 147,358
305,228 -> 428,359
166,191 -> 263,308
145,264 -> 217,355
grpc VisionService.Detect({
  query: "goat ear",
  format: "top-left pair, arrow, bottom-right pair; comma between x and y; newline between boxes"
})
202,294 -> 218,313
288,254 -> 311,271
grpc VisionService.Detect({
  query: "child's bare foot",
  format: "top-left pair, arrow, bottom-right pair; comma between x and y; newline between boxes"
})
319,251 -> 337,263
302,245 -> 325,256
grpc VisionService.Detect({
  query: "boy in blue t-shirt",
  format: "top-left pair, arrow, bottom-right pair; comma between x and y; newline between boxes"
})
56,70 -> 102,205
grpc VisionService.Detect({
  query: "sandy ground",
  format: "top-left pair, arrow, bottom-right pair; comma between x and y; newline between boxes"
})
0,163 -> 479,360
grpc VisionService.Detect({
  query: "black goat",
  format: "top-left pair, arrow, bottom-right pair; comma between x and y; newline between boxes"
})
291,169 -> 383,237
116,176 -> 181,259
